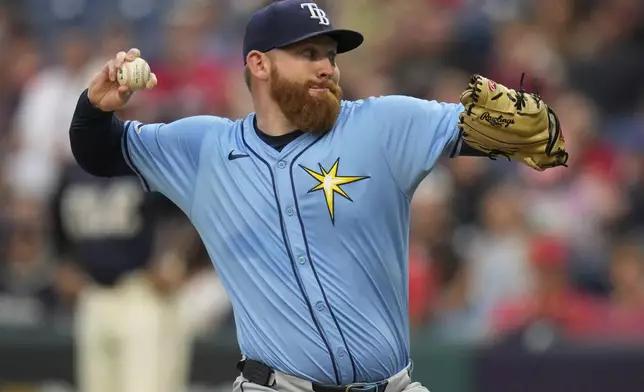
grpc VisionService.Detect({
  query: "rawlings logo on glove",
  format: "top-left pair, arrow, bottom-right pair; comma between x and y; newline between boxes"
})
479,112 -> 515,128
458,74 -> 569,171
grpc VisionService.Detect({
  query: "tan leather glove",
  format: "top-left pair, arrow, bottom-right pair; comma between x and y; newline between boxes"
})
458,74 -> 569,171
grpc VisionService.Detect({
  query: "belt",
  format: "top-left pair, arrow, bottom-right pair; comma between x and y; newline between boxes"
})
237,359 -> 389,392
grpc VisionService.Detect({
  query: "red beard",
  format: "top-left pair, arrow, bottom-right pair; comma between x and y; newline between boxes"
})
269,67 -> 342,133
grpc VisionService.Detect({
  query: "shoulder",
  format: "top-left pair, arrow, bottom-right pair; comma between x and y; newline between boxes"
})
340,95 -> 450,119
341,95 -> 419,111
169,115 -> 236,129
127,115 -> 236,134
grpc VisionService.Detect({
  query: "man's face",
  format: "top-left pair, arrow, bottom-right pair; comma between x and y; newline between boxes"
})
268,36 -> 342,132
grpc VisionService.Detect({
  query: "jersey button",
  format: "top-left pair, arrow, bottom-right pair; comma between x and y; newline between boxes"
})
278,160 -> 287,169
315,302 -> 326,312
286,207 -> 294,216
298,256 -> 306,264
337,348 -> 347,357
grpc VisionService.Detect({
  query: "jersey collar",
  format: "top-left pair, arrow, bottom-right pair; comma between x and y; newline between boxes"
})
242,113 -> 321,161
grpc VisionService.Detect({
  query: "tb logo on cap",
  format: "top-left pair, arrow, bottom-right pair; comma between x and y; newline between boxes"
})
301,3 -> 330,25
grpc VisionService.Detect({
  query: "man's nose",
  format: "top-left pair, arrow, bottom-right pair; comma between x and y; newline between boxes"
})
317,59 -> 335,79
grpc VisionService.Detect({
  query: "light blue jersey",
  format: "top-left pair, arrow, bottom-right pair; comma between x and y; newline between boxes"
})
122,95 -> 464,385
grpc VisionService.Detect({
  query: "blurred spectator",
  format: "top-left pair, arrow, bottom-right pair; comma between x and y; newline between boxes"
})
0,21 -> 40,156
519,90 -> 625,293
0,215 -> 52,326
587,236 -> 644,339
84,23 -> 135,82
176,232 -> 232,338
445,156 -> 495,228
408,166 -> 454,328
381,0 -> 463,98
486,21 -> 565,97
615,128 -> 644,237
491,235 -> 601,338
427,246 -> 486,342
462,183 -> 533,332
142,2 -> 233,122
566,0 -> 644,117
49,158 -> 194,392
6,27 -> 92,202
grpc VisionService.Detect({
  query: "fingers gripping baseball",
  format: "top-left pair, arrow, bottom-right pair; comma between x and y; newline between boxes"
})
88,48 -> 157,112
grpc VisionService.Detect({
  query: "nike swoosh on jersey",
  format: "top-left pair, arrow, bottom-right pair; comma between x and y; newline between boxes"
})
228,150 -> 250,160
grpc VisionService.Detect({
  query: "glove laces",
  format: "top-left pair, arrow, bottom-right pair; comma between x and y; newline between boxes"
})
513,72 -> 543,111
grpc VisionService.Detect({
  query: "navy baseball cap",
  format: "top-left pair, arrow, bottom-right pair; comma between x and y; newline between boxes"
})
243,0 -> 364,64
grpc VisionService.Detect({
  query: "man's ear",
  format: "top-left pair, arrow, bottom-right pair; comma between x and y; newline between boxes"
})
246,51 -> 270,83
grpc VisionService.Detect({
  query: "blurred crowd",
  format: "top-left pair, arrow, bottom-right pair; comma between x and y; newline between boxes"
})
0,0 -> 644,348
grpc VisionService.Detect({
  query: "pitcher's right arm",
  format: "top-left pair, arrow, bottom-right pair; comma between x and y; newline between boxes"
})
68,48 -> 224,215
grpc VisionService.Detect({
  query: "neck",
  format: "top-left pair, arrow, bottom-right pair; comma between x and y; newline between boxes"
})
253,95 -> 298,137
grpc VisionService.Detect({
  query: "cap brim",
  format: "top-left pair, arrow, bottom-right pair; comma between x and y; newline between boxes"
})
324,29 -> 364,53
275,29 -> 364,54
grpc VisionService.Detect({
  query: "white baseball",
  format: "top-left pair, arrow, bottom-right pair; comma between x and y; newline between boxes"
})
117,57 -> 151,90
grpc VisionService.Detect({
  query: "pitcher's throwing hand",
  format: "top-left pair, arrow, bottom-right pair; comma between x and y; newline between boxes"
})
88,47 -> 157,112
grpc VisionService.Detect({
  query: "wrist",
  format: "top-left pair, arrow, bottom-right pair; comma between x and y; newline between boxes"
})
81,89 -> 113,116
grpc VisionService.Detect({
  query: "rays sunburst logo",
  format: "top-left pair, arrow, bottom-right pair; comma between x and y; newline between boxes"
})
300,158 -> 370,224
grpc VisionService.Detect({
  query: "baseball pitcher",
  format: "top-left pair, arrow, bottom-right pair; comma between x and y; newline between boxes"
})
68,1 -> 568,392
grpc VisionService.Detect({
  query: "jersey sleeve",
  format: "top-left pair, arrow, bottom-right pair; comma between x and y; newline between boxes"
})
368,95 -> 464,198
121,115 -> 226,215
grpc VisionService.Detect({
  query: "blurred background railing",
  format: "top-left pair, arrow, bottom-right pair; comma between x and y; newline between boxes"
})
1,0 -> 644,391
